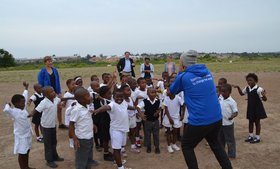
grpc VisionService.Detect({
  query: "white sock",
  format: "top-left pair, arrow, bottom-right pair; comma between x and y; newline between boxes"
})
131,144 -> 136,149
136,137 -> 140,141
118,166 -> 124,169
255,135 -> 260,140
249,133 -> 254,137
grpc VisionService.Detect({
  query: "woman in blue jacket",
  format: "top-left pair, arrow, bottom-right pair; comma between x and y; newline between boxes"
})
38,56 -> 66,129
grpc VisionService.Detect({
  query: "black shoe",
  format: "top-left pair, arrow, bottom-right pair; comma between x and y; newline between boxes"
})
104,153 -> 114,161
88,159 -> 99,166
59,124 -> 68,129
245,136 -> 254,142
155,147 -> 160,154
54,157 -> 64,162
46,161 -> 57,168
250,138 -> 260,144
146,146 -> 151,153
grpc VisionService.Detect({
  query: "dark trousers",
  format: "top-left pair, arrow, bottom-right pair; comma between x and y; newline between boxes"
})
42,127 -> 59,162
75,138 -> 93,169
219,124 -> 236,158
182,120 -> 232,169
144,120 -> 160,148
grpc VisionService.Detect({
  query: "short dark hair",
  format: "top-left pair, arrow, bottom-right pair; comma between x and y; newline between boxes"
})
124,51 -> 130,55
74,87 -> 88,101
113,87 -> 123,96
43,56 -> 52,63
90,75 -> 98,81
99,86 -> 110,97
137,77 -> 145,84
246,73 -> 258,82
144,57 -> 150,61
221,84 -> 232,93
219,78 -> 227,84
11,94 -> 24,105
66,79 -> 74,86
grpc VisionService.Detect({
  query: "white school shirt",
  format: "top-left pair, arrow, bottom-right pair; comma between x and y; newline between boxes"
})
100,83 -> 107,87
30,92 -> 44,102
108,101 -> 129,132
163,95 -> 184,119
126,97 -> 136,117
133,88 -> 148,111
3,90 -> 32,138
70,103 -> 93,139
219,96 -> 238,126
64,92 -> 75,108
242,84 -> 264,98
36,97 -> 61,128
123,58 -> 132,72
87,86 -> 93,93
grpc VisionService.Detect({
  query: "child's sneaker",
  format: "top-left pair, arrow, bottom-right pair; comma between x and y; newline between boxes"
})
130,147 -> 141,153
171,144 -> 181,151
69,139 -> 74,148
113,159 -> 127,165
37,137 -> 44,143
167,146 -> 174,153
245,136 -> 254,142
250,138 -> 260,144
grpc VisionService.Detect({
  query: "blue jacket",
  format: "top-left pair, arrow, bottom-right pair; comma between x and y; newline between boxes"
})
38,67 -> 61,94
169,64 -> 222,126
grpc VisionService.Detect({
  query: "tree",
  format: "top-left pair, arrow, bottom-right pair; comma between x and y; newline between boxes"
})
0,49 -> 16,67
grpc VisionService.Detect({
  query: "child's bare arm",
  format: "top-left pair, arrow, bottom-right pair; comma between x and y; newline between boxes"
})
164,106 -> 174,125
69,121 -> 80,150
232,85 -> 244,96
128,105 -> 135,110
27,99 -> 33,106
261,90 -> 267,101
91,105 -> 111,115
136,107 -> 146,120
60,97 -> 75,102
28,109 -> 39,118
180,105 -> 186,121
228,112 -> 238,120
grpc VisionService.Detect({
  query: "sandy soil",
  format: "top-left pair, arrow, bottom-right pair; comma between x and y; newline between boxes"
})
0,71 -> 280,169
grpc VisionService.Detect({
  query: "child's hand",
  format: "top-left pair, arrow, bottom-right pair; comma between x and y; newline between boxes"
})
169,118 -> 174,125
261,90 -> 266,97
154,109 -> 160,117
73,138 -> 80,150
93,124 -> 98,133
23,81 -> 29,90
180,115 -> 184,121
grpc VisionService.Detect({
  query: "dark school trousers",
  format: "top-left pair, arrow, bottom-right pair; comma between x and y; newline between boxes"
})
144,120 -> 160,148
42,127 -> 59,162
219,123 -> 236,158
75,138 -> 93,169
182,120 -> 232,169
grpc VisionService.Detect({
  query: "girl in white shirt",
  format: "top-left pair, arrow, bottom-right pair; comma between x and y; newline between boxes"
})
3,82 -> 34,169
92,88 -> 135,169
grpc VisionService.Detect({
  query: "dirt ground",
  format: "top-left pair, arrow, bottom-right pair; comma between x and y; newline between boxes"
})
0,71 -> 280,169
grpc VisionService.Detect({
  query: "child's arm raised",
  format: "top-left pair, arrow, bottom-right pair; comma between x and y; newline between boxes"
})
232,85 -> 245,96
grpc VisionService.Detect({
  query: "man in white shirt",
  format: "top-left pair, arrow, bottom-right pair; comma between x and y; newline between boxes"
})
117,51 -> 136,77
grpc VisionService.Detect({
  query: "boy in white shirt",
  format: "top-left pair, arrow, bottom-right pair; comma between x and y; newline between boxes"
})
31,86 -> 72,168
162,88 -> 185,153
69,87 -> 98,169
219,84 -> 238,159
92,88 -> 135,169
3,82 -> 35,169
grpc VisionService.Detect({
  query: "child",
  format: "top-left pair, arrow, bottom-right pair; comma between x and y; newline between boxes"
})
137,87 -> 161,154
122,84 -> 141,153
92,88 -> 135,169
87,75 -> 99,92
133,77 -> 148,148
100,73 -> 110,87
31,86 -> 70,168
219,84 -> 238,159
69,87 -> 98,169
63,79 -> 77,148
162,87 -> 184,153
3,82 -> 35,169
218,77 -> 228,100
98,86 -> 114,161
28,83 -> 44,143
233,73 -> 267,143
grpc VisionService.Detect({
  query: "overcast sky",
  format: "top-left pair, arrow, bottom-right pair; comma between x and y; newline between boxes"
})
1,0 -> 280,58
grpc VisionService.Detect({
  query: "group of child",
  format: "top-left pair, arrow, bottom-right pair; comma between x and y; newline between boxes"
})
3,71 -> 268,169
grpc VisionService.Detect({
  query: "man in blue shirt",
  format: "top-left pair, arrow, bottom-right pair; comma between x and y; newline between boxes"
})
169,50 -> 232,169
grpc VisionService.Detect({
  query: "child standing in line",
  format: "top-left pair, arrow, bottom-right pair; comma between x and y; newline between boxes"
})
74,76 -> 83,87
217,77 -> 228,100
92,88 -> 135,169
219,84 -> 238,159
28,83 -> 44,143
133,77 -> 148,148
30,86 -> 72,168
3,82 -> 35,169
137,87 -> 161,154
122,84 -> 141,153
233,73 -> 267,143
162,88 -> 184,153
63,79 -> 77,148
69,87 -> 98,169
87,75 -> 100,93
